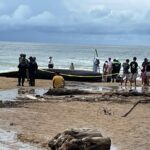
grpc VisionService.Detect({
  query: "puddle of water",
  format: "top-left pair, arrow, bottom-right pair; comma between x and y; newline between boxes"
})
0,129 -> 45,150
0,88 -> 47,102
0,83 -> 149,102
111,145 -> 118,150
67,82 -> 150,94
0,89 -> 17,102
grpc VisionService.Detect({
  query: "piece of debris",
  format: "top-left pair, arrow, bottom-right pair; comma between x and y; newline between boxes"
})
26,95 -> 37,100
102,107 -> 112,115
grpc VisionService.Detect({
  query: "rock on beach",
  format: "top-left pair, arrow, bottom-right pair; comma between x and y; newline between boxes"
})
48,128 -> 111,150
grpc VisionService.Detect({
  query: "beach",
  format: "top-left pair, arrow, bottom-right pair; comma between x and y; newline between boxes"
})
0,77 -> 150,150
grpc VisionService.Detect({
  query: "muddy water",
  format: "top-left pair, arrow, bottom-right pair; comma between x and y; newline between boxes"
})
0,82 -> 150,102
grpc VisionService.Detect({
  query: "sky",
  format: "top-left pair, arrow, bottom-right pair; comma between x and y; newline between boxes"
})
0,0 -> 150,45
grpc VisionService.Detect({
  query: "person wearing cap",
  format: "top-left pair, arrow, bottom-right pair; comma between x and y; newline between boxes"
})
48,56 -> 54,69
17,58 -> 28,86
52,72 -> 65,88
130,57 -> 138,87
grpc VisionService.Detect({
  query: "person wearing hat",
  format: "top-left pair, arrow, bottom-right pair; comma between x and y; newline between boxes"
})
48,56 -> 54,69
17,58 -> 28,86
52,72 -> 65,88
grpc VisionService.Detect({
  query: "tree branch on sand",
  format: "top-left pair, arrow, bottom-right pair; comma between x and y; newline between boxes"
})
122,99 -> 150,117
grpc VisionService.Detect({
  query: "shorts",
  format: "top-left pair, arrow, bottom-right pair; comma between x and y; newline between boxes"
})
146,72 -> 150,77
122,73 -> 130,79
130,73 -> 138,80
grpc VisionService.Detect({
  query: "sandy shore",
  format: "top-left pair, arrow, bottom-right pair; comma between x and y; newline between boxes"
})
0,77 -> 150,150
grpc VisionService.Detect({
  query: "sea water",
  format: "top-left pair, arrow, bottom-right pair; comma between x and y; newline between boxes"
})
0,41 -> 150,73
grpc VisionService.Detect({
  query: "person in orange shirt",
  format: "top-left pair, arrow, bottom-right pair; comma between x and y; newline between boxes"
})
52,72 -> 65,88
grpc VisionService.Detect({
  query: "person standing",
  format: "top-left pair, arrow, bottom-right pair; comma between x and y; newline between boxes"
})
145,61 -> 150,85
93,57 -> 100,73
130,57 -> 138,87
121,59 -> 130,86
48,56 -> 54,69
103,61 -> 108,82
19,53 -> 24,63
18,58 -> 28,86
107,58 -> 112,82
112,59 -> 121,82
52,72 -> 65,88
141,58 -> 148,85
28,57 -> 38,86
141,69 -> 146,86
19,54 -> 29,81
70,62 -> 75,70
142,58 -> 148,71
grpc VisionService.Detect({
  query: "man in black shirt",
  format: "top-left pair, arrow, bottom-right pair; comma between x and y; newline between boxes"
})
130,57 -> 138,87
112,59 -> 121,82
28,57 -> 38,86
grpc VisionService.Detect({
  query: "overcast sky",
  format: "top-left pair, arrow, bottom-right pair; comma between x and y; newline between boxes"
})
0,0 -> 150,45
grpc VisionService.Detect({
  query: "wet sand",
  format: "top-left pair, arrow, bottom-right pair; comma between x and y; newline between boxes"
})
0,77 -> 150,150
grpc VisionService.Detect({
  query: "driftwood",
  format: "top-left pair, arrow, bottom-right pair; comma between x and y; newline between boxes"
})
122,99 -> 150,117
44,88 -> 92,96
108,91 -> 150,97
48,128 -> 111,150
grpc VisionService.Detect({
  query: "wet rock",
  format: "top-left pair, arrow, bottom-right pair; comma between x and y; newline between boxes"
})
10,122 -> 16,126
48,128 -> 111,150
44,88 -> 92,96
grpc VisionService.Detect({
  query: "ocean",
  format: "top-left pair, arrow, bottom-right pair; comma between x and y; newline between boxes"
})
0,41 -> 150,73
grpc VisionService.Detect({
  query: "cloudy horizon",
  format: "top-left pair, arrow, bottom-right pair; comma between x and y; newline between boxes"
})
0,0 -> 150,45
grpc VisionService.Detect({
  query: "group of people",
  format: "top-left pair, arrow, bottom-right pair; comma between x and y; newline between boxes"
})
18,54 -> 150,88
103,58 -> 121,82
18,54 -> 38,86
48,56 -> 75,70
102,57 -> 150,87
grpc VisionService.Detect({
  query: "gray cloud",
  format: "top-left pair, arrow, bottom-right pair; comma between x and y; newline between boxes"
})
0,0 -> 150,44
